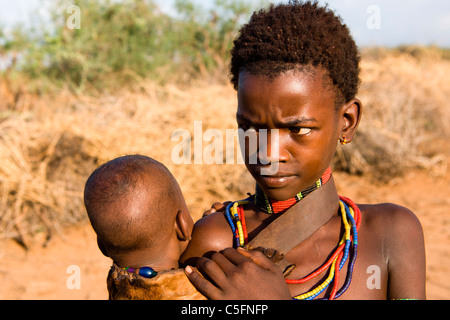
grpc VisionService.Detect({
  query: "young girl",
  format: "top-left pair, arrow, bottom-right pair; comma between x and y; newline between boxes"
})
181,0 -> 426,300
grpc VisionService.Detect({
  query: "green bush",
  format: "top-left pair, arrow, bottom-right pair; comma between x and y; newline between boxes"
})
0,0 -> 258,92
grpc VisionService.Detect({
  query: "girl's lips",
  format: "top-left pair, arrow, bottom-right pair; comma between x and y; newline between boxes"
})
258,174 -> 297,188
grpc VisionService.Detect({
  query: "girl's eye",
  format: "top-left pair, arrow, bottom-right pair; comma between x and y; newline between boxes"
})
290,127 -> 311,135
239,124 -> 257,133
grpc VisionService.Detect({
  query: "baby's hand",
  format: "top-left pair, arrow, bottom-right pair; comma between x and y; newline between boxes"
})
202,202 -> 230,217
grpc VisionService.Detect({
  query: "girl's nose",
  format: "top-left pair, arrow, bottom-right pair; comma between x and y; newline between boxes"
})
257,129 -> 289,165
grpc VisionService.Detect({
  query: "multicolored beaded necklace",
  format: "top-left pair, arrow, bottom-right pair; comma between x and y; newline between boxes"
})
224,168 -> 361,300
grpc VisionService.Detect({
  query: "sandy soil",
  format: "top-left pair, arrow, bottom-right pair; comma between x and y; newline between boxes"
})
1,169 -> 448,300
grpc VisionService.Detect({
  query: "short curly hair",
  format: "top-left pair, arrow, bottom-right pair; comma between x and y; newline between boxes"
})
230,0 -> 360,104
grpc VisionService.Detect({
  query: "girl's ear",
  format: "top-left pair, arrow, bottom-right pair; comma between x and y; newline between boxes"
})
175,209 -> 194,242
338,98 -> 363,144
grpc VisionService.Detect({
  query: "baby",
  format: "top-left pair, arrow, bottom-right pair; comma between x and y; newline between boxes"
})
84,154 -> 205,300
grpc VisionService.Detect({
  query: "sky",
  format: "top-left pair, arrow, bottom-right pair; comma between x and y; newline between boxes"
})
0,0 -> 449,47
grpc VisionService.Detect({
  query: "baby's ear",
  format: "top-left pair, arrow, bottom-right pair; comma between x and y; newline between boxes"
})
175,209 -> 194,241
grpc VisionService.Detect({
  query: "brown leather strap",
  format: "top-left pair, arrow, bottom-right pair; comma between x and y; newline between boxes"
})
244,177 -> 339,276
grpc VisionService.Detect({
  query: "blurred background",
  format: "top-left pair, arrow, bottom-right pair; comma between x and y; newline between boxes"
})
0,0 -> 448,299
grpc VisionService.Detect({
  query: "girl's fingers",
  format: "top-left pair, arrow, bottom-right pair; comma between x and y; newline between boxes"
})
184,265 -> 221,299
236,247 -> 281,273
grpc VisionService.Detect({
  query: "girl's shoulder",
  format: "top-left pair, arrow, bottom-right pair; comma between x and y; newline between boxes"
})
180,211 -> 234,264
358,202 -> 424,254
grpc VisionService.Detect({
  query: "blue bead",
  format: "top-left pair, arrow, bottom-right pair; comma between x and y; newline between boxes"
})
139,267 -> 157,278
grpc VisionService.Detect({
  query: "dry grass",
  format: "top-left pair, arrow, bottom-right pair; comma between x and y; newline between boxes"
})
0,80 -> 253,246
335,48 -> 450,180
0,49 -> 449,245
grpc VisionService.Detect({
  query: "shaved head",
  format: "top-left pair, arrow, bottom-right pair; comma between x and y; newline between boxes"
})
84,155 -> 184,258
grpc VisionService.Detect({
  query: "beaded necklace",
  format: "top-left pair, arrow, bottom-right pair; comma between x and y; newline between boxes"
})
119,266 -> 158,279
224,169 -> 361,300
254,167 -> 332,214
289,197 -> 360,300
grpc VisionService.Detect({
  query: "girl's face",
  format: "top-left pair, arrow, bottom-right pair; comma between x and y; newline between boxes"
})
237,68 -> 357,201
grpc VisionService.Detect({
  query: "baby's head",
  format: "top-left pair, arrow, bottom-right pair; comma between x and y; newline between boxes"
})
84,155 -> 193,270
